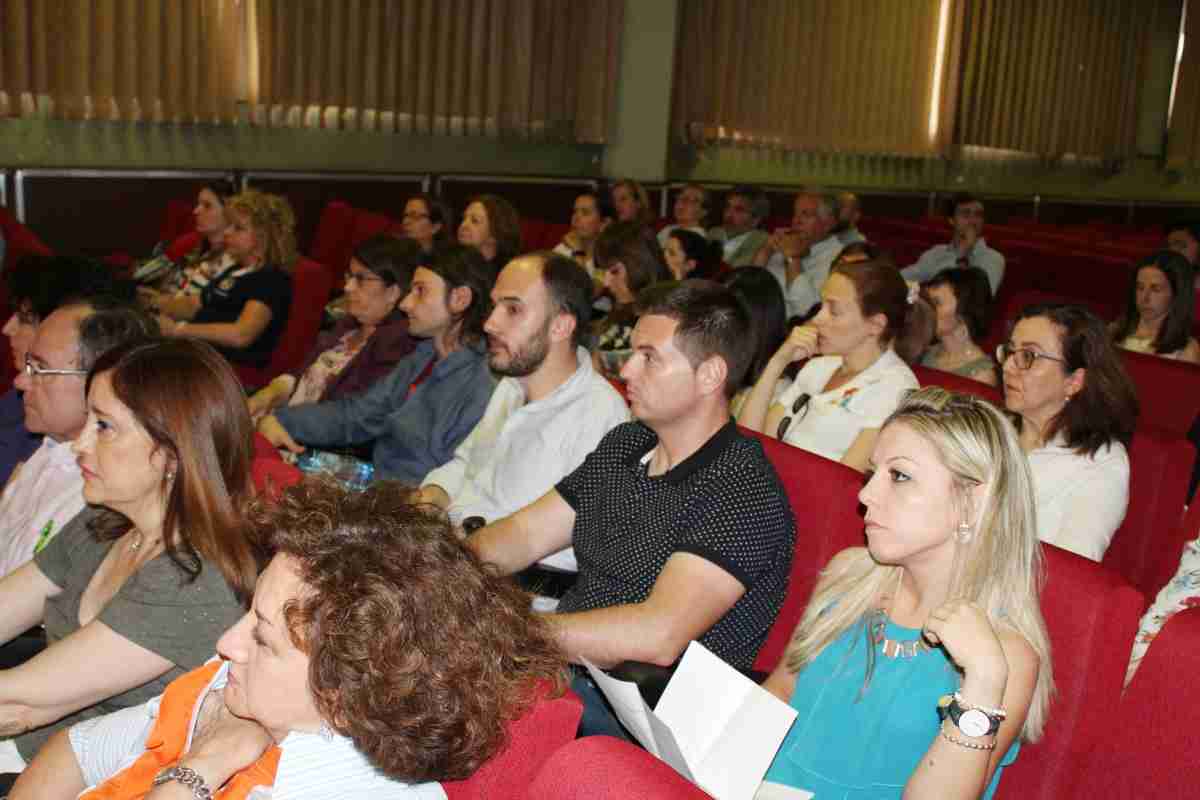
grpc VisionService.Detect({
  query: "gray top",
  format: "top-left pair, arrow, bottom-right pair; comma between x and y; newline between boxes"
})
17,507 -> 243,758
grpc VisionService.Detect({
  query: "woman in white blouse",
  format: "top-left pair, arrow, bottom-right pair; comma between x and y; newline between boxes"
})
1000,303 -> 1138,561
1110,250 -> 1200,363
738,257 -> 932,471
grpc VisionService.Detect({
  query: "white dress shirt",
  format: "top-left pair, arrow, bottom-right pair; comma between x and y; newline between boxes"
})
0,435 -> 85,579
422,347 -> 630,571
902,238 -> 1006,295
1027,436 -> 1129,561
765,234 -> 844,319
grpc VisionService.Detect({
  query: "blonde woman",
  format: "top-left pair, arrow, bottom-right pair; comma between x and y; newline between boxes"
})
156,189 -> 296,369
761,388 -> 1052,800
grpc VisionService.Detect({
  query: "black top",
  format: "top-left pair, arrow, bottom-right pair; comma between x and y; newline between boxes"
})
194,264 -> 292,367
556,420 -> 795,670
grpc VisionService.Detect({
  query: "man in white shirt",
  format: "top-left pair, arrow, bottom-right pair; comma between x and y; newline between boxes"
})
758,189 -> 844,320
0,300 -> 156,579
708,185 -> 770,267
417,252 -> 629,572
903,193 -> 1006,294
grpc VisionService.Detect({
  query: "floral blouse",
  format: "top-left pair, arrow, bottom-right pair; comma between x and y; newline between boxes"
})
1127,534 -> 1200,684
290,330 -> 370,407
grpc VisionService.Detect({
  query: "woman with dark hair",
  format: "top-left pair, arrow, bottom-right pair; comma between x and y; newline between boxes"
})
723,267 -> 788,416
1111,250 -> 1200,363
1000,303 -> 1138,560
403,193 -> 453,256
591,221 -> 671,376
458,194 -> 521,271
664,228 -> 722,281
738,258 -> 930,471
12,480 -> 567,800
247,235 -> 422,421
0,338 -> 255,774
921,267 -> 999,385
610,179 -> 654,226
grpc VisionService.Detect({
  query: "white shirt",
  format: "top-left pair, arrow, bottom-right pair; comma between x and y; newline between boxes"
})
902,238 -> 1006,295
69,661 -> 446,800
422,347 -> 630,571
0,436 -> 85,578
1027,437 -> 1129,561
765,235 -> 844,319
774,348 -> 918,462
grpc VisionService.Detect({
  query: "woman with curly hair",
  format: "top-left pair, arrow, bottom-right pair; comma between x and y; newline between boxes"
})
11,479 -> 567,799
458,194 -> 521,273
154,189 -> 296,369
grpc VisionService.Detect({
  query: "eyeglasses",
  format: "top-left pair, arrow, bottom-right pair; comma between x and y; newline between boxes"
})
776,393 -> 811,440
995,343 -> 1068,371
24,354 -> 87,379
345,271 -> 384,287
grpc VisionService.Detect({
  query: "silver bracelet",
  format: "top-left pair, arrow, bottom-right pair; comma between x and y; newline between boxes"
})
940,727 -> 996,751
152,765 -> 214,800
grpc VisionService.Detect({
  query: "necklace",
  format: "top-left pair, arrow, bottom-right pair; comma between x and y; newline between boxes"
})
869,608 -> 931,659
127,530 -> 143,552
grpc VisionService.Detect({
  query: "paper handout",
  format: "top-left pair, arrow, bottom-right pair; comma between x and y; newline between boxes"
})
583,641 -> 798,800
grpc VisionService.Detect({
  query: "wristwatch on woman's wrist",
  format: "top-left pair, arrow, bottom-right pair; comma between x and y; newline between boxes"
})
937,694 -> 1003,738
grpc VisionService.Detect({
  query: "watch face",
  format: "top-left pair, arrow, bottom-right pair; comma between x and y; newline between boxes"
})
959,708 -> 992,738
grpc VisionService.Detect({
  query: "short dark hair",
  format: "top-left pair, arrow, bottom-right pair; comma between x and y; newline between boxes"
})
721,267 -> 787,389
925,267 -> 994,341
1111,250 -> 1195,355
639,280 -> 756,399
423,244 -> 495,348
201,178 -> 239,205
5,255 -> 121,322
948,192 -> 984,217
407,193 -> 455,246
1013,303 -> 1138,455
352,234 -> 426,294
534,252 -> 595,349
1165,219 -> 1200,242
667,229 -> 723,280
575,189 -> 616,223
74,300 -> 160,371
727,184 -> 770,224
594,221 -> 670,295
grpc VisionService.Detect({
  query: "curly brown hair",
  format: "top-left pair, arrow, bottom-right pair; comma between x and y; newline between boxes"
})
226,189 -> 298,271
247,479 -> 567,783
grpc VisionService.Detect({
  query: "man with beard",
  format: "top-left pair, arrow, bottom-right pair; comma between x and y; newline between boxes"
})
417,252 -> 629,574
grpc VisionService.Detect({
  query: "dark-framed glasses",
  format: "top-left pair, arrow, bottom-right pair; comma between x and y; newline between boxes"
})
995,343 -> 1068,371
24,354 -> 87,379
776,392 -> 812,440
344,271 -> 384,287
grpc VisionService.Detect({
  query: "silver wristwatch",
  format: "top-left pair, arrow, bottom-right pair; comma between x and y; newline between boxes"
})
152,765 -> 214,800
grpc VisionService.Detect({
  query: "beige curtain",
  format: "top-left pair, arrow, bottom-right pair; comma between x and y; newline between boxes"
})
954,0 -> 1151,160
0,0 -> 241,122
1168,1 -> 1200,167
670,0 -> 961,156
250,0 -> 622,143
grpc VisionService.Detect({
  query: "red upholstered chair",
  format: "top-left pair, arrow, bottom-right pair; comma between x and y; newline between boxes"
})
159,197 -> 197,244
341,209 -> 396,283
526,737 -> 711,800
739,428 -> 866,673
994,545 -> 1143,800
165,231 -> 203,263
308,200 -> 357,276
1119,350 -> 1200,439
250,457 -> 302,499
0,207 -> 52,272
1102,429 -> 1192,603
443,687 -> 583,800
1068,608 -> 1200,799
234,256 -> 336,391
911,364 -> 1003,406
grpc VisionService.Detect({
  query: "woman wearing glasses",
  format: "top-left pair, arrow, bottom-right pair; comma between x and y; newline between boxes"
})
247,235 -> 421,423
738,257 -> 928,471
402,194 -> 453,257
998,304 -> 1137,561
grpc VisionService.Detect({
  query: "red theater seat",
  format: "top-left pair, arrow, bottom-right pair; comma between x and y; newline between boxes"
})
251,457 -> 302,499
165,231 -> 203,263
159,197 -> 197,244
527,737 -> 710,800
309,200 -> 357,276
1119,350 -> 1200,439
912,364 -> 1003,406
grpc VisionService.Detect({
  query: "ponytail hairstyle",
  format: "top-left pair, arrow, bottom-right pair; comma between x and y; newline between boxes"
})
832,257 -> 934,363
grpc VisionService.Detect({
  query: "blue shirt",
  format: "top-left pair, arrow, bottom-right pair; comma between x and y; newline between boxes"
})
275,340 -> 495,483
0,387 -> 40,487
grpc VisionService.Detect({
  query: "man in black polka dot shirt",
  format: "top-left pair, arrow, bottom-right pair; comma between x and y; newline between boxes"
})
471,281 -> 795,736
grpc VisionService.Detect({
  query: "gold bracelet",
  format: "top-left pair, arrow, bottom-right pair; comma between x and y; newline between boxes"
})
940,728 -> 996,751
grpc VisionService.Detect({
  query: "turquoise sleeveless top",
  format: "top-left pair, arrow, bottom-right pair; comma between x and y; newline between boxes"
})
764,616 -> 1019,799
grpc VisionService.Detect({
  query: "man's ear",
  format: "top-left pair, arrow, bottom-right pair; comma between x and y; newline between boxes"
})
447,285 -> 472,315
549,312 -> 576,345
695,355 -> 728,398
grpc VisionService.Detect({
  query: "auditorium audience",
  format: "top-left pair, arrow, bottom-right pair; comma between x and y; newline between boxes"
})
0,338 -> 256,774
761,387 -> 1050,800
657,183 -> 709,247
1000,304 -> 1137,561
417,253 -> 629,573
552,189 -> 615,283
470,281 -> 794,738
722,266 -> 788,417
663,228 -> 722,281
709,185 -> 771,267
738,258 -> 926,471
591,222 -> 671,377
10,480 -> 567,800
835,191 -> 866,244
458,194 -> 521,272
1110,250 -> 1200,363
402,193 -> 453,256
258,245 -> 495,483
163,180 -> 239,296
904,193 -> 1005,295
153,189 -> 295,370
247,235 -> 421,422
921,267 -> 999,384
610,179 -> 654,226
757,188 -> 845,320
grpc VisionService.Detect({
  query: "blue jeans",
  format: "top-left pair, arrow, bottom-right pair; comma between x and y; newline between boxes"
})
570,670 -> 635,742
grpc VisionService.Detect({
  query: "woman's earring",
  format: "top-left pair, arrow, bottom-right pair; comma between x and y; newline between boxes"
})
165,469 -> 177,484
955,521 -> 973,544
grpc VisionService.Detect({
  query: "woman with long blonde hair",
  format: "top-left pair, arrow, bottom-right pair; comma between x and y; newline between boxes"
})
762,387 -> 1052,800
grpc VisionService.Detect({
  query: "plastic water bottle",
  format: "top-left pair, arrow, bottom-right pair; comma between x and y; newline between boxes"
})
294,450 -> 375,491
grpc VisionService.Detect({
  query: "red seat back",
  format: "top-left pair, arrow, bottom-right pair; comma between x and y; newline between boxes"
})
159,197 -> 197,243
1069,608 -> 1200,798
251,457 -> 302,499
740,428 -> 866,673
527,737 -> 710,800
443,687 -> 583,800
1102,429 -> 1192,601
165,231 -> 204,263
309,200 -> 357,276
342,209 -> 397,281
912,364 -> 1003,406
1119,349 -> 1200,438
995,545 -> 1143,799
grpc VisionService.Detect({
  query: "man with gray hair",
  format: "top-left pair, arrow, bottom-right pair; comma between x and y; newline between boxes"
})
756,187 -> 844,320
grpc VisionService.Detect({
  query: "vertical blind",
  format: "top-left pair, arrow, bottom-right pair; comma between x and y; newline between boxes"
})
1168,0 -> 1200,167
